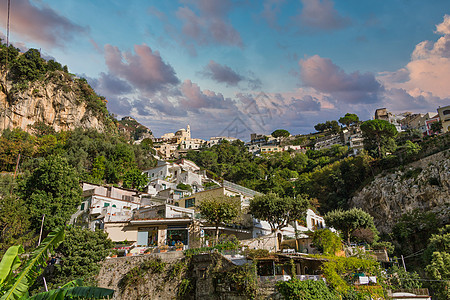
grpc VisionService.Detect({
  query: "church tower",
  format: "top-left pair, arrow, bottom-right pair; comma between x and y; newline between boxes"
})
187,125 -> 191,139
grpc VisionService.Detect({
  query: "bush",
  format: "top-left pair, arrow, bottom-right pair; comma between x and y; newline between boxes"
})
276,279 -> 338,300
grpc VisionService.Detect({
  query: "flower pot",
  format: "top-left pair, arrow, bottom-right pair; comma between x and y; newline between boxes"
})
111,255 -> 118,258
126,253 -> 133,256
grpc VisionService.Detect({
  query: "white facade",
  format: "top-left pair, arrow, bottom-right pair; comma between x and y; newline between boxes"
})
251,209 -> 327,238
143,159 -> 205,193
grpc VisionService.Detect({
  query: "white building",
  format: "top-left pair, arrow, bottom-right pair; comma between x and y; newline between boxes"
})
70,183 -> 144,231
143,159 -> 205,193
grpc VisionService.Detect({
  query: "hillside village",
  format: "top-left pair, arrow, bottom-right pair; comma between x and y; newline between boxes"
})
0,39 -> 449,300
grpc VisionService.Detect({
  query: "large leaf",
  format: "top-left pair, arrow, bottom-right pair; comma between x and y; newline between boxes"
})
28,280 -> 114,300
0,227 -> 65,300
0,246 -> 24,286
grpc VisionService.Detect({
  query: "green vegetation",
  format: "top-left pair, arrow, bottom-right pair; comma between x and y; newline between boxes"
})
277,279 -> 338,300
20,155 -> 82,231
41,227 -> 113,289
360,119 -> 398,158
271,129 -> 290,138
320,255 -> 381,294
312,229 -> 342,255
119,257 -> 167,290
339,113 -> 359,127
249,193 -> 309,232
0,227 -> 114,300
314,120 -> 340,134
198,196 -> 241,243
324,208 -> 376,244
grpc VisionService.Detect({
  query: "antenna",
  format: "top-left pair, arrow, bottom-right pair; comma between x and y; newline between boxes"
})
6,0 -> 11,47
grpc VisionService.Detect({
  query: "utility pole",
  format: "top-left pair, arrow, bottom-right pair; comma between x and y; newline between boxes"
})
38,214 -> 45,246
13,153 -> 20,178
401,255 -> 407,272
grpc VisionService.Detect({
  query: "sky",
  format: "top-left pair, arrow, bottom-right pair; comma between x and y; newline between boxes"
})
1,0 -> 450,140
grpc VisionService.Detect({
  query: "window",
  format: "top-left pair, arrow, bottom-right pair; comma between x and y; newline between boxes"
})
80,203 -> 85,211
112,204 -> 117,208
185,198 -> 195,208
443,109 -> 450,115
104,203 -> 110,207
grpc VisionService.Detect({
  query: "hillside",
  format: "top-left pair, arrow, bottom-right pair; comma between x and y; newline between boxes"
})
0,45 -> 115,133
351,149 -> 450,233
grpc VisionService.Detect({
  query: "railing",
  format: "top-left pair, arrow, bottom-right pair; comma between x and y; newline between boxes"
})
296,275 -> 324,282
386,288 -> 430,297
258,275 -> 324,283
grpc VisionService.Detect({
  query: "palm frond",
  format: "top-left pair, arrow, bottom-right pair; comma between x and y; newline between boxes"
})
0,227 -> 65,300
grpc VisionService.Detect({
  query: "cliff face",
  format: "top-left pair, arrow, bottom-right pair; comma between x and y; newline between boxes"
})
0,71 -> 110,133
351,149 -> 450,234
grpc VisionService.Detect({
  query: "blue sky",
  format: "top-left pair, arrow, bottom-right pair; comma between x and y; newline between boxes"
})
1,0 -> 449,139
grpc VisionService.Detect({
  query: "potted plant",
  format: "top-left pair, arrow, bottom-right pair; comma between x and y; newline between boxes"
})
175,242 -> 184,251
110,249 -> 118,258
159,245 -> 169,253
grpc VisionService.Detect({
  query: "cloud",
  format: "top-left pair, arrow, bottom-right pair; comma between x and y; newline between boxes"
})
199,60 -> 263,90
260,0 -> 286,30
290,95 -> 321,111
0,0 -> 87,48
294,0 -> 351,31
378,15 -> 450,105
180,79 -> 236,112
176,0 -> 243,48
299,55 -> 382,104
104,44 -> 180,94
200,60 -> 243,86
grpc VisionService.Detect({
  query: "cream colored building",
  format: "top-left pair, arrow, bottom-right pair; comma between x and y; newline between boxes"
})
437,105 -> 450,133
177,180 -> 260,209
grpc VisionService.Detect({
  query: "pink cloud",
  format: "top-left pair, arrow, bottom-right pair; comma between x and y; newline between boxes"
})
379,15 -> 450,102
294,0 -> 350,31
0,0 -> 87,48
299,55 -> 382,104
175,0 -> 242,48
180,79 -> 235,112
104,44 -> 179,93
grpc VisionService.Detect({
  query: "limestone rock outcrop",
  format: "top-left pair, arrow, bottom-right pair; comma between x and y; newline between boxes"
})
350,149 -> 450,234
0,71 -> 110,133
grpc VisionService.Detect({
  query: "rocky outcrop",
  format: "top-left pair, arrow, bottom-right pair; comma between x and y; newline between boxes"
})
351,149 -> 450,234
0,71 -> 110,133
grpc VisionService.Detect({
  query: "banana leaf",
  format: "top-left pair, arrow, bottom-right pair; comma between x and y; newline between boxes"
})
28,279 -> 114,300
0,246 -> 24,286
0,227 -> 65,300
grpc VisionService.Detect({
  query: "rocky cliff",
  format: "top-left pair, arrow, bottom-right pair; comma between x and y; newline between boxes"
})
351,149 -> 450,234
0,69 -> 112,133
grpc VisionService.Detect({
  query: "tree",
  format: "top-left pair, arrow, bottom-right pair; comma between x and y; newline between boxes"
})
423,225 -> 449,300
250,193 -> 308,232
20,155 -> 82,232
360,119 -> 398,158
430,120 -> 443,134
312,229 -> 342,255
0,227 -> 114,300
338,113 -> 359,127
250,193 -> 309,248
271,129 -> 290,138
198,196 -> 241,244
122,167 -> 147,191
314,123 -> 328,132
45,226 -> 114,288
324,208 -> 375,244
0,176 -> 33,255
